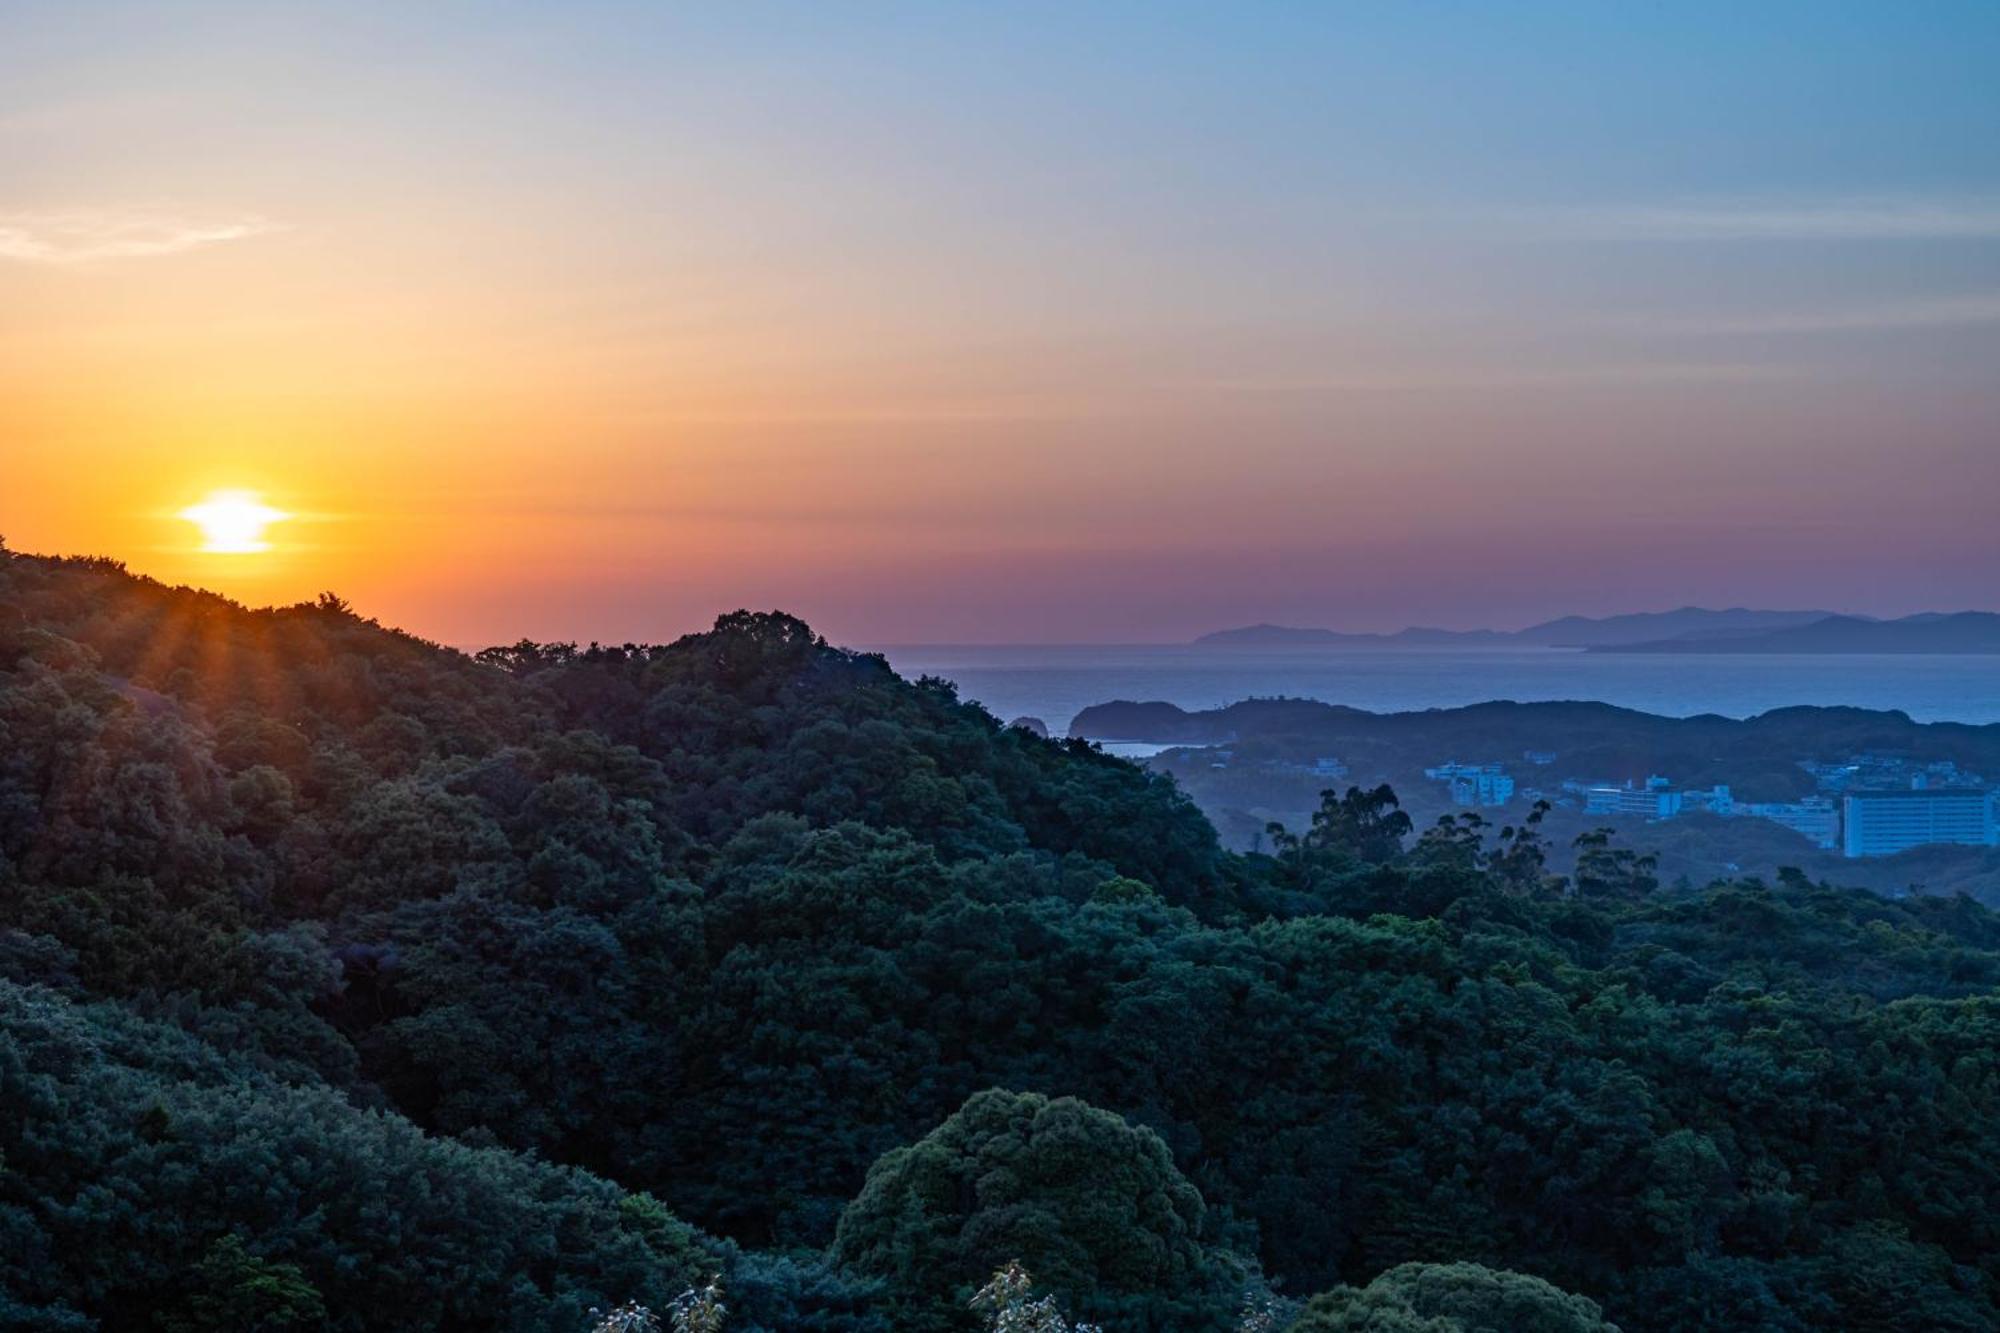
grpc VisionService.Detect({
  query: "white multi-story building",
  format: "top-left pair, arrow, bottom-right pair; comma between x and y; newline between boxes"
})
1424,762 -> 1515,807
1738,796 -> 1840,849
1682,785 -> 1734,815
1584,776 -> 1681,820
1842,789 -> 1996,858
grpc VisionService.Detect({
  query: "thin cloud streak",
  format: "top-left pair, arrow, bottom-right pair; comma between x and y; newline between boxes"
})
1641,294 -> 2000,336
0,208 -> 279,264
1196,362 -> 1799,394
1510,197 -> 2000,241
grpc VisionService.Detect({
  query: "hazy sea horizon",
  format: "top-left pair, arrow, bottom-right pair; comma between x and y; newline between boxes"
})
868,644 -> 2000,733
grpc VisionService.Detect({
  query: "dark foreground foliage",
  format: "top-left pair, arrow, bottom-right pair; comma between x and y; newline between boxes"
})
3,546 -> 1999,1330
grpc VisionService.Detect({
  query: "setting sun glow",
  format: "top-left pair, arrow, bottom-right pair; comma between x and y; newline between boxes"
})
179,491 -> 289,554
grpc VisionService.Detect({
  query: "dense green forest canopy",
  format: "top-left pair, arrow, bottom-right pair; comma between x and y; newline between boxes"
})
4,546 -> 2000,1331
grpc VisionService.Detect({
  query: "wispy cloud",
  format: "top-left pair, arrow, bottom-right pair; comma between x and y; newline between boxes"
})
1195,362 -> 1797,394
1512,196 -> 2000,241
1623,294 -> 2000,336
0,208 -> 279,264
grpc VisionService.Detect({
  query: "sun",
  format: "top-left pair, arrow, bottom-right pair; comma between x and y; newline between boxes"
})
180,489 -> 290,553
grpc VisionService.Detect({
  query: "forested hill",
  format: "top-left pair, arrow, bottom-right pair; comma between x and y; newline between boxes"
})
6,546 -> 2000,1332
1069,695 -> 2000,770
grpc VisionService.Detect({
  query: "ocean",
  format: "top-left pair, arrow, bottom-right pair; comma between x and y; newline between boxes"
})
869,644 -> 2000,733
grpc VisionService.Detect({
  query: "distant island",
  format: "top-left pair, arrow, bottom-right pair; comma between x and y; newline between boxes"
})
1195,623 -> 1512,647
1197,607 -> 2000,653
1597,611 -> 2000,655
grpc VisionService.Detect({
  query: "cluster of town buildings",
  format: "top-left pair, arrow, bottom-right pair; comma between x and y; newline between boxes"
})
1422,752 -> 2000,859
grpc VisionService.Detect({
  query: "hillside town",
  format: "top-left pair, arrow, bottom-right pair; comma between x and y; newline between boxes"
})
1419,753 -> 1997,857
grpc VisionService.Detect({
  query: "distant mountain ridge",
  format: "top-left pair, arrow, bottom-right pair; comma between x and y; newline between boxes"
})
1597,611 -> 2000,655
1194,607 -> 1844,649
1193,623 -> 1507,647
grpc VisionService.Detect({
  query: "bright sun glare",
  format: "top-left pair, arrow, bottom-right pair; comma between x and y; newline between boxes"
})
180,490 -> 289,554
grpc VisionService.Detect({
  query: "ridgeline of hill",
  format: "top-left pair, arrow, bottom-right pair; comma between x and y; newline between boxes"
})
1194,607 -> 1840,648
1598,611 -> 2000,654
6,544 -> 2000,1331
1068,696 -> 2000,778
1196,608 -> 2000,653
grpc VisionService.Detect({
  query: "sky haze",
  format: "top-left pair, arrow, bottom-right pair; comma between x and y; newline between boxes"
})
3,2 -> 1997,643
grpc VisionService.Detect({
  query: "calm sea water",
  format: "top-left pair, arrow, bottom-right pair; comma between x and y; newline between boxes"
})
869,645 -> 2000,733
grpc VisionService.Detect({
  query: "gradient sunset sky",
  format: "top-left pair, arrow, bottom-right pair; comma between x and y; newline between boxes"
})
4,2 -> 1997,644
